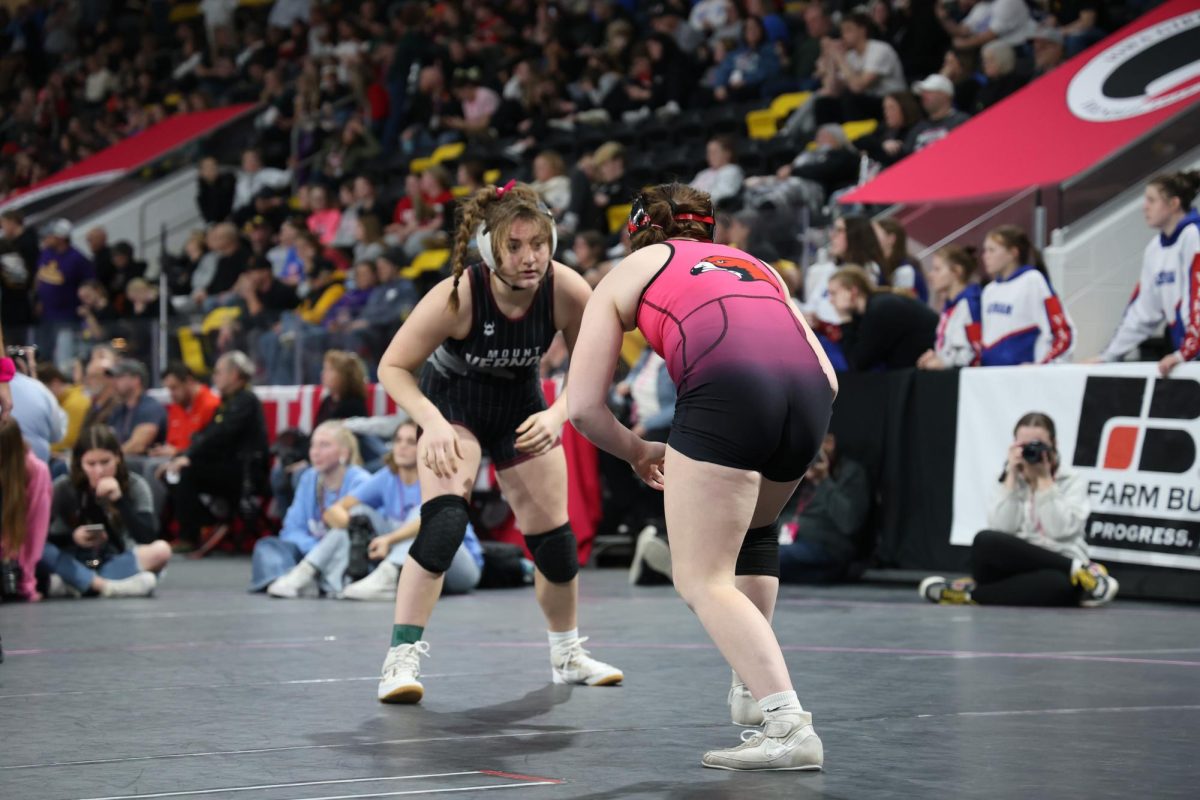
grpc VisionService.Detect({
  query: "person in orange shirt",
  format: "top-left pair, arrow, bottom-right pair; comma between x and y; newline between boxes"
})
151,362 -> 221,457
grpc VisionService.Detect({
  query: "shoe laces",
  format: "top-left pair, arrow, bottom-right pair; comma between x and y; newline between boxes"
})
384,641 -> 430,678
551,636 -> 592,667
739,729 -> 763,744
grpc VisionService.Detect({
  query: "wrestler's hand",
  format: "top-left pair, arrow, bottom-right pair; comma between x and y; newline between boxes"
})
631,439 -> 666,491
421,417 -> 464,478
515,409 -> 563,456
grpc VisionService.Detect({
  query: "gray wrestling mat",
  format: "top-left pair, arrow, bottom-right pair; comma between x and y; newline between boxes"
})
2,560 -> 1198,799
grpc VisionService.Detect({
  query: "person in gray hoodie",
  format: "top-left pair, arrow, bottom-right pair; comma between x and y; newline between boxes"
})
920,412 -> 1118,607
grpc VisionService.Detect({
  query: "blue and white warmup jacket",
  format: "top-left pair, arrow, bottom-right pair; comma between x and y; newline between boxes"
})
980,266 -> 1076,366
935,284 -> 983,367
1101,213 -> 1200,363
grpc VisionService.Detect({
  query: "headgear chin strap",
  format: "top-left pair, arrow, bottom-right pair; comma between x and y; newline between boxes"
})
476,181 -> 557,289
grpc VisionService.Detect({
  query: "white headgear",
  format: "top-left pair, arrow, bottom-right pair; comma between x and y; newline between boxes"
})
475,183 -> 558,270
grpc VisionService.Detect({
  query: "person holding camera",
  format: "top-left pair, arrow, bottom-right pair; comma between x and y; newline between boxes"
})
920,412 -> 1118,607
40,425 -> 172,598
1,417 -> 51,602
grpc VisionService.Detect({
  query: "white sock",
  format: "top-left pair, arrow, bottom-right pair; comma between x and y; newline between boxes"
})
731,669 -> 744,689
295,560 -> 319,578
758,690 -> 803,716
548,628 -> 579,648
1070,558 -> 1085,576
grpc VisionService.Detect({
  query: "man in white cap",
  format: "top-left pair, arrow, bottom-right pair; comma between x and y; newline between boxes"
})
905,75 -> 971,155
34,218 -> 95,365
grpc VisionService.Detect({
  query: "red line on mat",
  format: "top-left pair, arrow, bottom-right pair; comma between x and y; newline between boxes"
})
479,769 -> 563,785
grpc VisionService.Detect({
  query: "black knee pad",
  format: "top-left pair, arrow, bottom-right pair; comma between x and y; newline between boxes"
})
736,522 -> 780,578
524,523 -> 579,584
408,495 -> 470,574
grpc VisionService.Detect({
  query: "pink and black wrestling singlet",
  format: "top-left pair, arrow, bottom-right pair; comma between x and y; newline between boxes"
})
636,241 -> 833,481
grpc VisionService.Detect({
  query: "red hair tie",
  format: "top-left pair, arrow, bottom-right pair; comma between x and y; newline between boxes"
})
496,179 -> 517,198
674,213 -> 715,225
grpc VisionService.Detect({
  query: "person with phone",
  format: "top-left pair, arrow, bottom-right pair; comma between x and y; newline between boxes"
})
919,412 -> 1117,607
40,425 -> 171,598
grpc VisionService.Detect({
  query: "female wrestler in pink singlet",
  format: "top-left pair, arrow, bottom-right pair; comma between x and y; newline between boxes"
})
568,183 -> 838,772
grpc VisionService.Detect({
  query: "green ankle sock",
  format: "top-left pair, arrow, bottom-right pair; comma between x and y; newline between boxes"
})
391,624 -> 425,647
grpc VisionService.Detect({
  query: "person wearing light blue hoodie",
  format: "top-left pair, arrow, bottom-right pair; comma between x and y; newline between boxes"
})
250,420 -> 370,595
324,420 -> 483,600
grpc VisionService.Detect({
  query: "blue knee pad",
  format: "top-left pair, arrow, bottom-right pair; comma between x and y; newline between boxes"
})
408,495 -> 470,574
524,523 -> 579,584
735,522 -> 780,578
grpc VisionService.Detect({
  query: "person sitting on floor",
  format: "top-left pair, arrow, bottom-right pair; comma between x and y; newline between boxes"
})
40,425 -> 171,598
920,412 -> 1118,607
778,433 -> 871,583
320,421 -> 483,600
252,421 -> 371,596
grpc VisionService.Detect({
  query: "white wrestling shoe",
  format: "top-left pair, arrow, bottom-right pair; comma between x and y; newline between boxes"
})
702,712 -> 824,771
342,562 -> 400,601
729,671 -> 764,726
550,636 -> 624,686
378,641 -> 431,703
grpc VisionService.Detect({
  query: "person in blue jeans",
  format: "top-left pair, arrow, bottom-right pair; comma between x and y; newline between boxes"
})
250,421 -> 370,595
41,425 -> 172,598
319,420 -> 482,600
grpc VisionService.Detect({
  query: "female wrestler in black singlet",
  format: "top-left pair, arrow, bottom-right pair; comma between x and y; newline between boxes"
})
374,181 -> 622,703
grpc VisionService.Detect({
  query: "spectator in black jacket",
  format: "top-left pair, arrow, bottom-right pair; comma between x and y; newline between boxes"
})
975,41 -> 1026,112
197,156 -> 236,224
858,91 -> 922,168
40,424 -> 171,598
778,433 -> 872,583
163,351 -> 268,550
827,265 -> 938,370
1,209 -> 40,334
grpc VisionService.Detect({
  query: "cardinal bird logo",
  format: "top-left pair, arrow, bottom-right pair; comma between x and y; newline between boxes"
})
690,255 -> 780,290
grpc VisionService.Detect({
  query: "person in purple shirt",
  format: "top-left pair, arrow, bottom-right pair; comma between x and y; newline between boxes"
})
34,218 -> 96,365
35,219 -> 95,323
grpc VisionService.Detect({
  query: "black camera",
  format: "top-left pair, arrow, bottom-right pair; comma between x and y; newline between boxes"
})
1021,441 -> 1051,463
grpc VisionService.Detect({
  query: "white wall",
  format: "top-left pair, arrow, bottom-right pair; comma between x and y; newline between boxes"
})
1046,152 -> 1200,360
70,167 -> 204,278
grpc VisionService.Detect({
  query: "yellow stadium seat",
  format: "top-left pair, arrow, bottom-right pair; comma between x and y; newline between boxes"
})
451,185 -> 471,197
409,156 -> 434,174
620,330 -> 647,367
607,203 -> 633,235
401,248 -> 450,280
746,109 -> 779,140
168,3 -> 201,23
200,307 -> 242,336
431,142 -> 466,164
176,327 -> 209,376
770,92 -> 810,119
484,169 -> 502,184
842,119 -> 879,141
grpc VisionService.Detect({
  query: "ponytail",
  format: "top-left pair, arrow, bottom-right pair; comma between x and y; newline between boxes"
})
447,186 -> 499,312
1149,170 -> 1200,211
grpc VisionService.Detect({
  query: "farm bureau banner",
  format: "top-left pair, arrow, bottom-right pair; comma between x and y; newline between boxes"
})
952,364 -> 1200,571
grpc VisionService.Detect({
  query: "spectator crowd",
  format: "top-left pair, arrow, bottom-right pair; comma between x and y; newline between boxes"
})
1,0 -> 1189,603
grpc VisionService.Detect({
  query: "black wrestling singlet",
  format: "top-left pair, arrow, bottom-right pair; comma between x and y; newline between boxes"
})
419,262 -> 558,466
